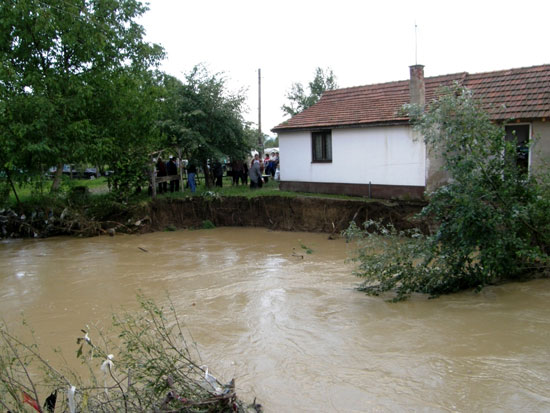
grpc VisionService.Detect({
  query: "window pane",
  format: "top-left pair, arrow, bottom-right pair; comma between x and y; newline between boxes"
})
324,134 -> 332,160
314,135 -> 322,160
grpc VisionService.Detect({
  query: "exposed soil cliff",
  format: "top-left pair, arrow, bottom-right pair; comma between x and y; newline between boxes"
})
147,196 -> 427,234
1,196 -> 427,238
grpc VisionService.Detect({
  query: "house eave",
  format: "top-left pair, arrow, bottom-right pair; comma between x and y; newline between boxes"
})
272,119 -> 410,134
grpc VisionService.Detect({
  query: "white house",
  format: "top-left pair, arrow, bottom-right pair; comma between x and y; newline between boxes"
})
272,64 -> 550,199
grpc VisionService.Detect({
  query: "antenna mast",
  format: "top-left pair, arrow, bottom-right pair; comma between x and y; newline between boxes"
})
414,21 -> 418,65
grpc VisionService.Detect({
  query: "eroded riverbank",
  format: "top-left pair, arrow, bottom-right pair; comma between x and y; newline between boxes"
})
148,196 -> 427,234
0,195 -> 427,238
1,228 -> 549,411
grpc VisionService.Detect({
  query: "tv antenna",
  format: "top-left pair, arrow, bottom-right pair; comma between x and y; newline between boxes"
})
414,21 -> 418,65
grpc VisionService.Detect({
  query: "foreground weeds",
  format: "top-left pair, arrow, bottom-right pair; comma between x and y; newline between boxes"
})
0,296 -> 261,412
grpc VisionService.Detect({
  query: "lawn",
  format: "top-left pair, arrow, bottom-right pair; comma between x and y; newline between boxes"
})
7,176 -> 109,203
5,173 -> 387,209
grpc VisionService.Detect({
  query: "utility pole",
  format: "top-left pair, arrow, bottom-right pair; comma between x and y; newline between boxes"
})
258,68 -> 263,157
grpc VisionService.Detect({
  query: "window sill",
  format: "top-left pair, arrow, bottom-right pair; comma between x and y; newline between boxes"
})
311,160 -> 332,163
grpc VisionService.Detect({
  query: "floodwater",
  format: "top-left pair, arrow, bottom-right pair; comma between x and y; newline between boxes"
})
1,228 -> 550,412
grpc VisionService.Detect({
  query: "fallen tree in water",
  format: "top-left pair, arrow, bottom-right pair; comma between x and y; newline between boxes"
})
0,296 -> 261,412
345,86 -> 550,301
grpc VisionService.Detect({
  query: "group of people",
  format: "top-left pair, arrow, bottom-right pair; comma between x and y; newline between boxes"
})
263,152 -> 279,177
155,156 -> 197,194
248,151 -> 279,189
154,151 -> 280,194
228,151 -> 280,189
229,159 -> 249,186
155,156 -> 180,194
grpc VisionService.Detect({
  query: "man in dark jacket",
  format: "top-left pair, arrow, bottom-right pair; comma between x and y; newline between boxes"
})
213,161 -> 224,187
167,157 -> 179,192
156,157 -> 167,194
249,154 -> 263,189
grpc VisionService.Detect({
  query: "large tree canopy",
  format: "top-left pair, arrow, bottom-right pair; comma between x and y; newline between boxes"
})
0,0 -> 164,192
281,67 -> 338,117
159,66 -> 254,186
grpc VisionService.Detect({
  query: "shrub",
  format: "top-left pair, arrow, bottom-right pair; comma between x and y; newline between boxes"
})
0,296 -> 260,412
202,220 -> 216,229
346,85 -> 550,300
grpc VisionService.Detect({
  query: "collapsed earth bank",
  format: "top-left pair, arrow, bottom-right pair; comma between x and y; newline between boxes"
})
147,196 -> 427,234
1,196 -> 427,238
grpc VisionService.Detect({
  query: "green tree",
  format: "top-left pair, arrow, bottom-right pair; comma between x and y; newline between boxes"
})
345,85 -> 550,301
264,136 -> 279,148
160,65 -> 253,187
0,0 -> 164,196
97,69 -> 165,199
281,67 -> 338,117
157,75 -> 189,150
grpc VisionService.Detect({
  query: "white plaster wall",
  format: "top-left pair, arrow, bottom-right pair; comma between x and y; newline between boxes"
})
278,125 -> 426,186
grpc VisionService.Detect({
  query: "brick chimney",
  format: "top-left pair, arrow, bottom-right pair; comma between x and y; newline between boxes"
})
409,64 -> 425,107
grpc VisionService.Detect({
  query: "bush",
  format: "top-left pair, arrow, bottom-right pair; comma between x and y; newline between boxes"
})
201,219 -> 216,229
346,85 -> 550,300
0,296 -> 260,412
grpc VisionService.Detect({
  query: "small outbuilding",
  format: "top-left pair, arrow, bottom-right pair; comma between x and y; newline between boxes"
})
272,64 -> 550,199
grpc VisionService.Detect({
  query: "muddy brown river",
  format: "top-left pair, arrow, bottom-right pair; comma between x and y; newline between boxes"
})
1,228 -> 550,412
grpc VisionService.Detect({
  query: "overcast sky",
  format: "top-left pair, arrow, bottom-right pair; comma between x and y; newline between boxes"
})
138,0 -> 550,138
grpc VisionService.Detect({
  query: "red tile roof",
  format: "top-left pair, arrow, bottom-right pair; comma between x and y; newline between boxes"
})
272,64 -> 550,132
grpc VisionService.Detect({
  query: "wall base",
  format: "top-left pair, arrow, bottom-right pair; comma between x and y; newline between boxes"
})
279,181 -> 425,200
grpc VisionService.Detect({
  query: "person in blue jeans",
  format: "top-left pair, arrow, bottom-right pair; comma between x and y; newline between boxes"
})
187,163 -> 197,193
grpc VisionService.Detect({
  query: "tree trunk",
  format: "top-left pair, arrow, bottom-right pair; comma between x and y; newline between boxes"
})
50,163 -> 64,192
177,148 -> 183,192
150,158 -> 157,198
6,170 -> 21,208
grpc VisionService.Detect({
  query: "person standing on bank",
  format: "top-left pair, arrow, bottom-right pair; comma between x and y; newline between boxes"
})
167,156 -> 178,192
213,160 -> 224,188
156,157 -> 167,194
187,162 -> 197,193
242,160 -> 249,186
231,159 -> 244,186
249,153 -> 263,189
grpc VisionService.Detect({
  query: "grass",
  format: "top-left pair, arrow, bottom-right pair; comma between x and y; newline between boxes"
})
161,175 -> 385,202
5,173 -> 393,210
7,176 -> 109,203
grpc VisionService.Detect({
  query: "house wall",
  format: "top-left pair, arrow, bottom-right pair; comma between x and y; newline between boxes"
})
425,140 -> 448,193
278,125 -> 426,199
426,120 -> 550,191
531,120 -> 550,173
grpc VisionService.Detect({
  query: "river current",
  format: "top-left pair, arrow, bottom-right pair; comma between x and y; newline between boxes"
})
1,228 -> 549,412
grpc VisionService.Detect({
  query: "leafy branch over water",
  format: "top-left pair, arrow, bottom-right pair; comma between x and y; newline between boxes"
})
345,85 -> 550,301
0,296 -> 261,412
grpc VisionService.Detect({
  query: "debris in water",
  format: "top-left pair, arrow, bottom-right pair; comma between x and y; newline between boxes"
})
202,366 -> 223,394
291,248 -> 304,259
